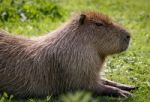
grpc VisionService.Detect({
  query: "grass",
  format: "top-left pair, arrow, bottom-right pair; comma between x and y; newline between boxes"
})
0,0 -> 150,102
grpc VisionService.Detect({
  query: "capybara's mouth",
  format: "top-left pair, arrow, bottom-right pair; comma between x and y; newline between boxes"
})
121,42 -> 130,52
124,37 -> 130,45
119,40 -> 130,52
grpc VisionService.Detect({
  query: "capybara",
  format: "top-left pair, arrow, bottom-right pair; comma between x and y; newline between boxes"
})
0,11 -> 136,98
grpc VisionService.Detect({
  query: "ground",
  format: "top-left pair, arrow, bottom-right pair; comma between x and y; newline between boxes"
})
0,0 -> 150,102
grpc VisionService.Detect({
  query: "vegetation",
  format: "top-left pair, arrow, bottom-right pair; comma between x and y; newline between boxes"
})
0,0 -> 150,102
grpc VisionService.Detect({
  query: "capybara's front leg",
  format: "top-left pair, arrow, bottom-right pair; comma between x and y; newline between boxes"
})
101,78 -> 137,91
90,82 -> 132,98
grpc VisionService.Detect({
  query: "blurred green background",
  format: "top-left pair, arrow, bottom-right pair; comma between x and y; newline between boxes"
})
0,0 -> 150,102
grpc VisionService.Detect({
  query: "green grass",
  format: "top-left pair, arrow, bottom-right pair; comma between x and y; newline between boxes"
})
0,0 -> 150,102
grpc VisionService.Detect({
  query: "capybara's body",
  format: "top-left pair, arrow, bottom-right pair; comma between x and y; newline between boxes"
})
0,11 -> 135,98
0,22 -> 103,97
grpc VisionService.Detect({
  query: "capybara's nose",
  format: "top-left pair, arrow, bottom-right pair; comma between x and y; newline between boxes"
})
123,33 -> 131,43
126,35 -> 130,40
121,29 -> 131,42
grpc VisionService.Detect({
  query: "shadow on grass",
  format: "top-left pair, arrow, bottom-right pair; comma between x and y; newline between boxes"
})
1,91 -> 136,102
7,95 -> 135,102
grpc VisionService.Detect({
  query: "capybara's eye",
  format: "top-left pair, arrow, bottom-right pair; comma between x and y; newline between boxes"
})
95,22 -> 104,26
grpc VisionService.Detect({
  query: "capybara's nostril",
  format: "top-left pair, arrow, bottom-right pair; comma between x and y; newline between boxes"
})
124,34 -> 130,43
126,35 -> 130,40
120,29 -> 131,41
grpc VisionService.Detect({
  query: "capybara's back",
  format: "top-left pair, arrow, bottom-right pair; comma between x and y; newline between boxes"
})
0,31 -> 33,97
0,30 -> 84,97
0,31 -> 53,97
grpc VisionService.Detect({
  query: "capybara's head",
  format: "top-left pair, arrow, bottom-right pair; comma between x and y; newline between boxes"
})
76,11 -> 131,55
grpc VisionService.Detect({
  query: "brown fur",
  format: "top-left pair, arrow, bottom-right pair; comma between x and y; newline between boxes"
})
0,11 -> 135,98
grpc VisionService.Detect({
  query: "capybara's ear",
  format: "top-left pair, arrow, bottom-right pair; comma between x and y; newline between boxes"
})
79,14 -> 86,25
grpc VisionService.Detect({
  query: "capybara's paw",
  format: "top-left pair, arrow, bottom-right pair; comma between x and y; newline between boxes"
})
120,85 -> 138,91
117,90 -> 132,98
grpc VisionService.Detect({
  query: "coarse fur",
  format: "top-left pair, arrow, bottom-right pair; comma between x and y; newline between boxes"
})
0,11 -> 136,98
